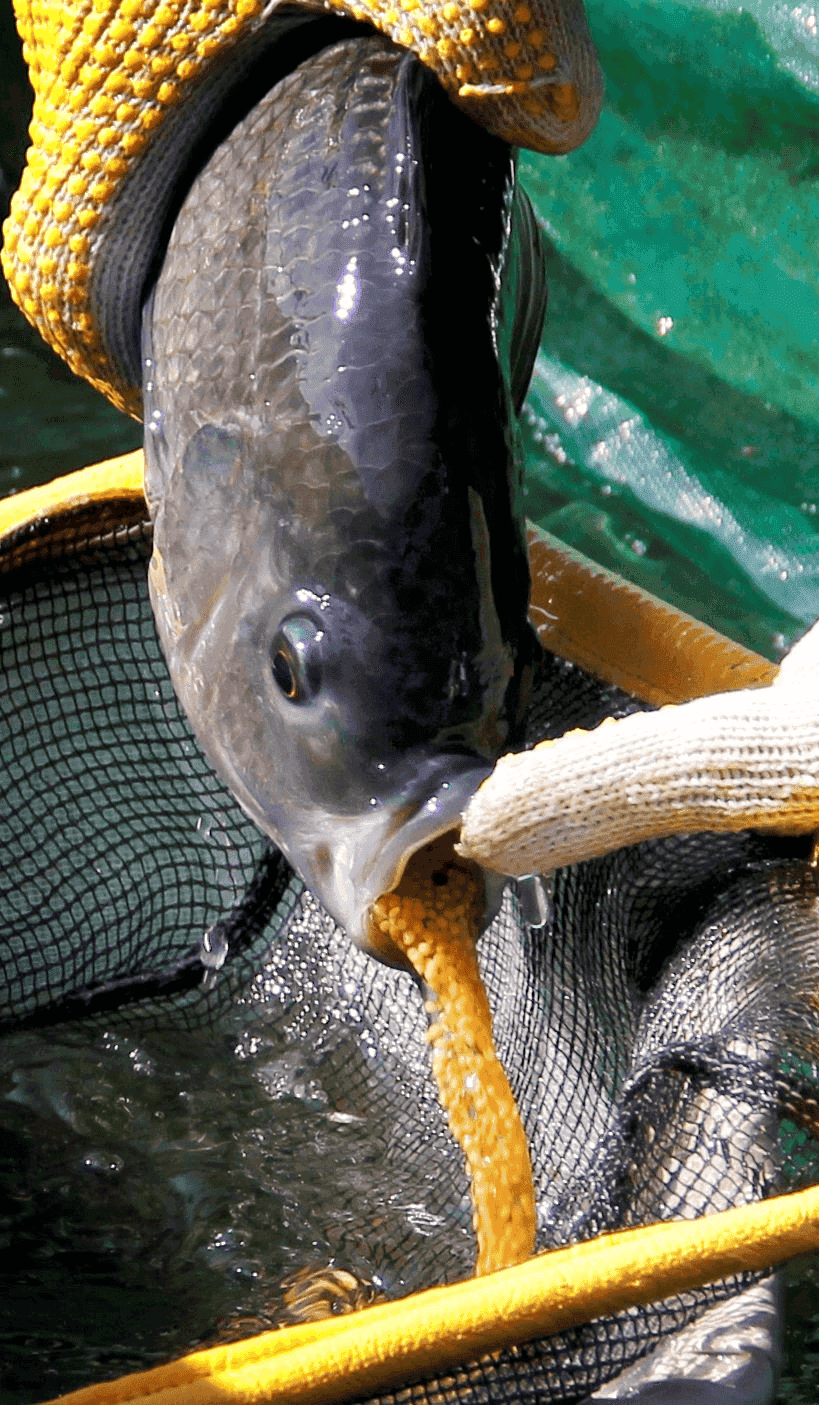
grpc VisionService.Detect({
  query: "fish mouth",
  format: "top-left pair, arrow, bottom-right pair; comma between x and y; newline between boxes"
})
294,756 -> 497,954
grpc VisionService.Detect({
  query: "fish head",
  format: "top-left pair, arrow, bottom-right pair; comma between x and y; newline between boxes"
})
146,415 -> 540,949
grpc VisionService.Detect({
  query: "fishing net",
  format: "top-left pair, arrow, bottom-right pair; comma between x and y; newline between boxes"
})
3,488 -> 819,1403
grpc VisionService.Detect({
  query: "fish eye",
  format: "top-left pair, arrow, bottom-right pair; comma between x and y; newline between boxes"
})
271,614 -> 323,704
272,649 -> 298,699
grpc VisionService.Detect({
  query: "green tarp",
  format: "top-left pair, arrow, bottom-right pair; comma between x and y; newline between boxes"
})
520,0 -> 819,658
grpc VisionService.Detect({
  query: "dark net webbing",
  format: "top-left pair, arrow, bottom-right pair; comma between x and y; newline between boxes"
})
0,516 -> 297,1027
2,507 -> 819,1402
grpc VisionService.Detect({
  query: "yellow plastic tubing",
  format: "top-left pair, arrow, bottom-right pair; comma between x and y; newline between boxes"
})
0,450 -> 145,540
42,1187 -> 819,1405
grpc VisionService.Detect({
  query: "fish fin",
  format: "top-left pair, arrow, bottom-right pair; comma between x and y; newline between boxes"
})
506,182 -> 547,416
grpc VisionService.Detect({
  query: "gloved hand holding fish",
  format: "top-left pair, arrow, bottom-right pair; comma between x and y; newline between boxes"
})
0,0 -> 620,1333
5,0 -> 819,1398
140,5 -> 819,1355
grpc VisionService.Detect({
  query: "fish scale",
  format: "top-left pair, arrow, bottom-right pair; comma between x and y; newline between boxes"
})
143,32 -> 546,946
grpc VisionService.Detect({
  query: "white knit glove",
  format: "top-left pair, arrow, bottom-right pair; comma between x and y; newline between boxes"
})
459,619 -> 819,878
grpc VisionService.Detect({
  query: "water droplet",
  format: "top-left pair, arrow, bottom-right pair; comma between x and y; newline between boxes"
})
515,873 -> 553,928
83,1150 -> 124,1176
200,922 -> 229,971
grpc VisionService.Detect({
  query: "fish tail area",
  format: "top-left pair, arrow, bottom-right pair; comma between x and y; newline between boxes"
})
507,184 -> 549,417
1,0 -> 600,411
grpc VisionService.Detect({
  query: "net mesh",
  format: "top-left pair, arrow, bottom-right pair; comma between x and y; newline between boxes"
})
0,518 -> 296,1029
3,505 -> 819,1401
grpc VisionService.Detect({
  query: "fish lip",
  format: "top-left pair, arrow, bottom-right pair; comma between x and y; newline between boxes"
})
301,755 -> 494,950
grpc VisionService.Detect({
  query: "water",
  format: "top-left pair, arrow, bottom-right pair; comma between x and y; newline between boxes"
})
0,290 -> 142,500
0,1009 -> 458,1401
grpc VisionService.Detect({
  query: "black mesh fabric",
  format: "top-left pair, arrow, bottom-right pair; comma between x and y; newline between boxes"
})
2,504 -> 819,1402
0,513 -> 296,1029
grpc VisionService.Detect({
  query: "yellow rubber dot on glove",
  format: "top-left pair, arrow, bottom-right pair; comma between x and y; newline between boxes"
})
370,835 -> 537,1276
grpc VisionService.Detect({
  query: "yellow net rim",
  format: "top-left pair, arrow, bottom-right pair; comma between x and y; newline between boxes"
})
39,1186 -> 819,1405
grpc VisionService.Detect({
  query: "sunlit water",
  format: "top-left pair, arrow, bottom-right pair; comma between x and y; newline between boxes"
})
0,998 -> 468,1402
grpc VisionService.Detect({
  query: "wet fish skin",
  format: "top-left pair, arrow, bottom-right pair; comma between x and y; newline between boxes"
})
142,32 -> 546,946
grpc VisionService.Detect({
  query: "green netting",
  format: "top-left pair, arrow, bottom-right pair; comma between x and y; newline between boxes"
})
518,0 -> 819,660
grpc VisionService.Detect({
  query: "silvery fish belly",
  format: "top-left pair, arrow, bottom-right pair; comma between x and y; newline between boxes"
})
142,32 -> 546,947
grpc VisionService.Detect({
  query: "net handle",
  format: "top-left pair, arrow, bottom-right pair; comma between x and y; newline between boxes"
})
40,1185 -> 819,1405
0,451 -> 145,540
526,523 -> 778,704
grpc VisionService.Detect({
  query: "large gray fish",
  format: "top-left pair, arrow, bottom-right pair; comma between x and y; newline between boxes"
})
142,29 -> 546,948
